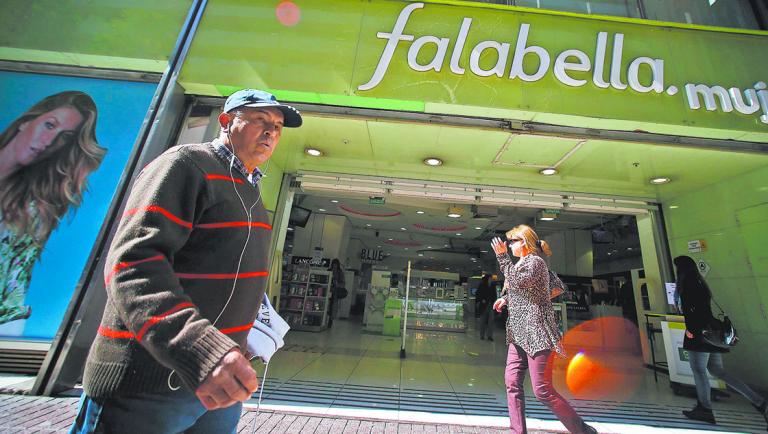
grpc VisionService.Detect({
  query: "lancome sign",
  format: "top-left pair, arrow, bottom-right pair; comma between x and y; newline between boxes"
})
359,3 -> 767,125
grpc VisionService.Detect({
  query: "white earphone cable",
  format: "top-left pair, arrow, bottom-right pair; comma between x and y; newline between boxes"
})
167,130 -> 266,392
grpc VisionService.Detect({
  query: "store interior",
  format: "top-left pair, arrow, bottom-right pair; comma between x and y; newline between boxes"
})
278,190 -> 646,337
258,190 -> 765,431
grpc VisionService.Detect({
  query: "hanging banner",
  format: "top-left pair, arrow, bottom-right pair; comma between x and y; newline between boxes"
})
0,71 -> 157,340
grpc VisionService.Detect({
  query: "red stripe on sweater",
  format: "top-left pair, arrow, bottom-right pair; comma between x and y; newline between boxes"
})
104,255 -> 165,285
206,174 -> 243,184
98,322 -> 251,340
98,326 -> 135,339
136,302 -> 196,341
219,323 -> 252,334
175,271 -> 269,280
123,205 -> 192,229
196,221 -> 272,230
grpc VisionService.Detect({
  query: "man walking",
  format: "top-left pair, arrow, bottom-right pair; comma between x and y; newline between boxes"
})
70,89 -> 302,433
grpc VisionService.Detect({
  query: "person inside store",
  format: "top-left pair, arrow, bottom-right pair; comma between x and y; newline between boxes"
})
619,279 -> 638,325
492,225 -> 597,434
0,91 -> 104,326
475,273 -> 496,341
70,89 -> 302,434
327,258 -> 347,328
674,255 -> 768,427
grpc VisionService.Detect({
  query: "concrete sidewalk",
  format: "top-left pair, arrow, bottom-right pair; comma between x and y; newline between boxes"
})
0,394 -> 530,433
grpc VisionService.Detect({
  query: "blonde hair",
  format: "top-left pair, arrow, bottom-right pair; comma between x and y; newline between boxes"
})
506,224 -> 552,257
0,91 -> 105,240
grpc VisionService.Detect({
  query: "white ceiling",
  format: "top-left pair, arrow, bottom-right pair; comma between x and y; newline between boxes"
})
288,190 -> 641,276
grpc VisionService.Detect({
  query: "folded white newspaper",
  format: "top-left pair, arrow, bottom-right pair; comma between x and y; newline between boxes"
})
246,295 -> 290,363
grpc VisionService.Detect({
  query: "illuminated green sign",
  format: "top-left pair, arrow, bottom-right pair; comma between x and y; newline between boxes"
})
179,1 -> 768,137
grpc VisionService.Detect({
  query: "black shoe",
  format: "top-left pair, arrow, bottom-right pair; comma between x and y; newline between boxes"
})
582,422 -> 597,434
683,402 -> 716,424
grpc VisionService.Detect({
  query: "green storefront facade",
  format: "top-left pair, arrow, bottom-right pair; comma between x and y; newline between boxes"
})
1,0 -> 767,396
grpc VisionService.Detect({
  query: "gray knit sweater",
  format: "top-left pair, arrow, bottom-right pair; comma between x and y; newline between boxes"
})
83,142 -> 271,398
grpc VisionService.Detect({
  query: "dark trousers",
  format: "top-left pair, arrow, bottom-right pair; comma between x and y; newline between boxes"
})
479,304 -> 494,339
505,344 -> 587,434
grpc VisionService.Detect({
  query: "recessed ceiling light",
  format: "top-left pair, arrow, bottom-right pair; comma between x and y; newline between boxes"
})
427,246 -> 432,249
305,148 -> 323,157
447,205 -> 462,218
416,210 -> 425,214
404,248 -> 409,250
539,167 -> 557,176
480,250 -> 488,253
287,227 -> 294,231
318,208 -> 326,212
418,253 -> 423,256
423,157 -> 443,166
388,238 -> 393,241
447,213 -> 461,218
331,199 -> 339,203
377,245 -> 381,248
366,224 -> 372,227
400,227 -> 407,231
456,233 -> 462,236
539,217 -> 555,221
474,227 -> 482,230
650,176 -> 671,185
669,205 -> 679,209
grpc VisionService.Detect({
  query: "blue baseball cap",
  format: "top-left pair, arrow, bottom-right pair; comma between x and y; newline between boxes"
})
223,89 -> 302,127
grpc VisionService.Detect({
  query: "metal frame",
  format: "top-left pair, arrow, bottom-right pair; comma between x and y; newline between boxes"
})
0,60 -> 162,83
30,0 -> 210,396
194,96 -> 768,155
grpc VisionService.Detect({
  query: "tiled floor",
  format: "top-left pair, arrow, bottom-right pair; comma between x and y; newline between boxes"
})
253,316 -> 767,433
1,315 -> 765,432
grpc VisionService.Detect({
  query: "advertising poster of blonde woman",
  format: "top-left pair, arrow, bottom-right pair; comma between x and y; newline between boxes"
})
0,71 -> 156,339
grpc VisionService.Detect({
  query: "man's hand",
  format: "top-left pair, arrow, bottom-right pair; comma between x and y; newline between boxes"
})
195,349 -> 259,410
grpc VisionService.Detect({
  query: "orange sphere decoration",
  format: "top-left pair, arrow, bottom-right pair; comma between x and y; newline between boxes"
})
276,1 -> 301,27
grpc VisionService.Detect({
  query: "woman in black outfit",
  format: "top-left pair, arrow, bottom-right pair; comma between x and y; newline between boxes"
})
327,259 -> 346,328
674,255 -> 767,427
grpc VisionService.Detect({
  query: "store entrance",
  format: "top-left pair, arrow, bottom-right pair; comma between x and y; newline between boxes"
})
266,179 -> 655,410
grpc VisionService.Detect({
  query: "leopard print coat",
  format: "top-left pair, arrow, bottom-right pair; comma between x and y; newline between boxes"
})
498,253 -> 565,357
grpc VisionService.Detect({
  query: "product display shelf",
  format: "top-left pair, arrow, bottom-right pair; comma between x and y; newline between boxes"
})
404,298 -> 466,332
279,267 -> 332,332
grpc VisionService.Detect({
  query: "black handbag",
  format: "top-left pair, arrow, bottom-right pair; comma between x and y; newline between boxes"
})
700,299 -> 739,349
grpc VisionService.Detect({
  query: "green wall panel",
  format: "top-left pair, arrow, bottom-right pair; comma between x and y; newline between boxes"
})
0,0 -> 192,72
665,165 -> 768,389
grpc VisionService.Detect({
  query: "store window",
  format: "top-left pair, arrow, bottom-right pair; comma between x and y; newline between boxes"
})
473,0 -> 762,30
642,0 -> 760,29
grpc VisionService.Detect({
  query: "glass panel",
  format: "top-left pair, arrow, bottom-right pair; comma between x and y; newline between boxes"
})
470,0 -> 759,29
637,0 -> 759,29
518,0 -> 641,18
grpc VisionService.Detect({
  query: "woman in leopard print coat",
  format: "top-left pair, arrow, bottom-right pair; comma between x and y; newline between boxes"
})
492,224 -> 596,434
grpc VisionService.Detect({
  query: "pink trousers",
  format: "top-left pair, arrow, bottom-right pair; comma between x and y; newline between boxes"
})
505,344 -> 588,433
